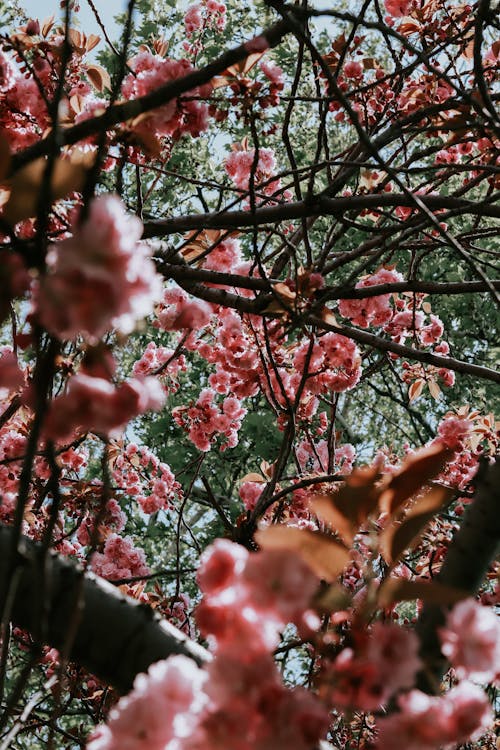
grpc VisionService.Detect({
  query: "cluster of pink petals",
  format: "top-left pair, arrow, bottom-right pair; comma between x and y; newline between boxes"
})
296,438 -> 356,474
437,415 -> 473,450
196,539 -> 319,654
338,268 -> 403,328
200,653 -> 330,750
173,388 -> 246,452
0,348 -> 25,399
87,655 -> 208,750
111,442 -> 181,515
184,0 -> 226,37
0,51 -> 50,151
201,236 -> 242,273
76,499 -> 126,547
293,332 -> 362,394
439,599 -> 500,682
324,622 -> 421,711
156,287 -> 213,331
91,533 -> 150,581
384,0 -> 413,17
225,146 -> 290,205
133,341 -> 187,389
195,308 -> 260,399
36,195 -> 162,341
44,372 -> 165,442
122,51 -> 210,141
239,480 -> 264,511
376,681 -> 493,750
88,541 -> 329,750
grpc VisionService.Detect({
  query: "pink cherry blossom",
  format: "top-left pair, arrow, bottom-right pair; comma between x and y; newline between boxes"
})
376,681 -> 493,749
44,372 -> 165,441
91,533 -> 150,580
439,598 -> 500,682
36,195 -> 162,341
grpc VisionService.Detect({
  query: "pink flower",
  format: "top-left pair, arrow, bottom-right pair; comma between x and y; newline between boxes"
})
376,682 -> 493,749
44,372 -> 165,441
87,655 -> 207,750
384,0 -> 412,16
343,60 -> 363,79
437,415 -> 472,450
0,349 -> 25,398
338,267 -> 402,328
36,195 -> 162,341
439,599 -> 500,682
184,4 -> 203,36
197,538 -> 248,596
91,533 -> 150,580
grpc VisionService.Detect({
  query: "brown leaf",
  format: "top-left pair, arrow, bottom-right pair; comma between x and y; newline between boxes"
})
408,378 -> 425,402
86,34 -> 101,53
378,577 -> 468,608
380,485 -> 454,565
240,472 -> 266,484
379,443 -> 452,515
41,15 -> 55,37
309,461 -> 383,545
428,380 -> 442,401
272,282 -> 297,302
86,63 -> 111,92
224,52 -> 264,78
255,525 -> 350,581
2,154 -> 92,225
321,307 -> 338,327
314,584 -> 352,613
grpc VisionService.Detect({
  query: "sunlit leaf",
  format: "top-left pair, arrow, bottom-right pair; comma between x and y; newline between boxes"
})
309,461 -> 382,545
379,443 -> 452,515
2,152 -> 94,225
380,485 -> 454,565
255,525 -> 350,581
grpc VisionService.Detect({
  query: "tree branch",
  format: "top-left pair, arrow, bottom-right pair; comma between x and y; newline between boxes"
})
0,525 -> 209,694
416,457 -> 500,691
142,194 -> 500,237
307,314 -> 500,383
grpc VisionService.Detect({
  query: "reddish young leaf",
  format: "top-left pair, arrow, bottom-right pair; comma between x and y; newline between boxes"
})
378,577 -> 468,608
380,485 -> 454,565
379,443 -> 453,515
309,461 -> 383,545
2,153 -> 94,225
255,525 -> 350,581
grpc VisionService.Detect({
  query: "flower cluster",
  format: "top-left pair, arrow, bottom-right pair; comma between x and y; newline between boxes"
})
91,533 -> 150,581
110,442 -> 182,515
45,372 -> 165,442
36,195 -> 162,342
172,388 -> 246,452
88,540 -> 329,750
319,623 -> 422,711
122,51 -> 211,144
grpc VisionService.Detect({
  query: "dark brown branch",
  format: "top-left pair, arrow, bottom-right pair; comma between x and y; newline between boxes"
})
0,525 -> 208,694
319,280 -> 500,300
142,194 -> 500,237
416,458 -> 500,692
306,314 -> 500,383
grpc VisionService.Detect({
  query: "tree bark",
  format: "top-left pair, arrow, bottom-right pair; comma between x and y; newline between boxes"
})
416,457 -> 500,691
0,525 -> 208,694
